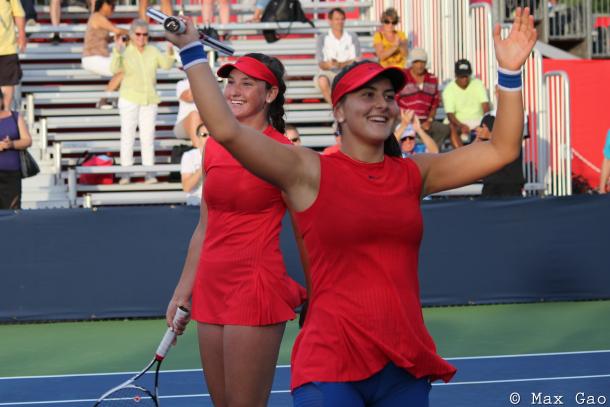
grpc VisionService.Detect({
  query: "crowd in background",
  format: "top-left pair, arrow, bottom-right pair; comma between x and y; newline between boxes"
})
2,0 -> 609,208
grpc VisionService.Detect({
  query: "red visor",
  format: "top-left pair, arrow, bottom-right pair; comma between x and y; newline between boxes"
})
331,62 -> 407,107
217,56 -> 279,87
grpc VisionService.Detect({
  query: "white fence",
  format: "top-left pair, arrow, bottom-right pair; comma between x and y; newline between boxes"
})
378,0 -> 574,196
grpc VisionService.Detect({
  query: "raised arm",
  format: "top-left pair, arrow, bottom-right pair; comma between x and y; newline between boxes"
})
412,7 -> 537,195
165,20 -> 319,210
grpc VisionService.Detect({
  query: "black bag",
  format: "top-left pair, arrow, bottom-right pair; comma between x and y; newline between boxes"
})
199,25 -> 221,60
19,150 -> 40,179
169,144 -> 194,182
10,112 -> 40,179
261,0 -> 314,43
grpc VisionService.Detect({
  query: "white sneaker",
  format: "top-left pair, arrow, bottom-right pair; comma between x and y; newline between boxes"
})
118,177 -> 130,185
143,176 -> 158,184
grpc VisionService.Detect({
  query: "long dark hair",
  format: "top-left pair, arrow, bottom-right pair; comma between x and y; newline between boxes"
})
332,60 -> 402,158
244,53 -> 287,134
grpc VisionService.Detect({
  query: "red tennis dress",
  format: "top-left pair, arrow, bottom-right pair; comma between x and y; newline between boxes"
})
191,126 -> 306,325
291,151 -> 456,390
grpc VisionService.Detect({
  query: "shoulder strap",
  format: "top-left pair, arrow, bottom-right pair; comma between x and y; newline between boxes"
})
10,111 -> 21,137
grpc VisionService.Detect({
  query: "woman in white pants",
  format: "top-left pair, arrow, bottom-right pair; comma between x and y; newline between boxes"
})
111,19 -> 175,184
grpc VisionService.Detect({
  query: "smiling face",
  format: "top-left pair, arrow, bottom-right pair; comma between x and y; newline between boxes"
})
400,135 -> 416,153
224,69 -> 275,124
131,27 -> 149,50
335,77 -> 400,146
411,60 -> 426,76
329,10 -> 346,33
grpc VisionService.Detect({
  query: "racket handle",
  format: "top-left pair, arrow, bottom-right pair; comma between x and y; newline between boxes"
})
147,7 -> 186,34
146,6 -> 235,56
155,306 -> 190,360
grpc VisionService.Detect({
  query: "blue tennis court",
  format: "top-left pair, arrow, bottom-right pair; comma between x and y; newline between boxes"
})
2,350 -> 609,406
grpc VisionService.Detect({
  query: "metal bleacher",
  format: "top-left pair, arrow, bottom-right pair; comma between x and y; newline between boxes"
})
20,1 -> 376,208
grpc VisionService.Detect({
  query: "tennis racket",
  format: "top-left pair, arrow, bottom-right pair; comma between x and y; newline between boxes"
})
93,306 -> 190,406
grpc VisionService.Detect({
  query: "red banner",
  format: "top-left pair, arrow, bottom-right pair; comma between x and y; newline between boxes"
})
543,59 -> 610,189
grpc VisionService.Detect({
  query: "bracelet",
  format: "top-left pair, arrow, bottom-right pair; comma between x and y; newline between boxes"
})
179,41 -> 207,70
497,67 -> 522,92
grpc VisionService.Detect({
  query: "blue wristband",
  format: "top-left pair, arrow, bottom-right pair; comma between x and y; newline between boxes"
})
180,41 -> 207,70
498,67 -> 522,91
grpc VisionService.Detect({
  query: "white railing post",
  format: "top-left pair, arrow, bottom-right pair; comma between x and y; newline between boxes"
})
67,168 -> 77,207
26,94 -> 35,134
39,118 -> 49,161
543,71 -> 572,196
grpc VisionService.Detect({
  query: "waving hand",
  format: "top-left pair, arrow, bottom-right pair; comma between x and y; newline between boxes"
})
493,7 -> 538,70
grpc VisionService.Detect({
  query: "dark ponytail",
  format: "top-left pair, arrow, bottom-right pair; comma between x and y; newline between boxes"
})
384,135 -> 402,157
245,53 -> 287,134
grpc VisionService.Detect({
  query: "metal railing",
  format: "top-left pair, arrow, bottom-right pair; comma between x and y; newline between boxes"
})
592,13 -> 610,57
497,0 -> 610,58
469,2 -> 496,106
399,2 -> 573,196
542,71 -> 572,196
402,0 -> 471,84
499,0 -> 546,22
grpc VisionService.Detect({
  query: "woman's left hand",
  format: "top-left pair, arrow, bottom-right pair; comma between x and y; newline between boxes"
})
493,7 -> 537,71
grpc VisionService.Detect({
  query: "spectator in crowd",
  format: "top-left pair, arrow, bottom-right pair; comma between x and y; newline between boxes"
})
442,59 -> 490,148
598,129 -> 610,194
397,48 -> 451,149
111,19 -> 175,184
1,0 -> 26,111
0,90 -> 32,209
473,114 -> 524,197
201,0 -> 230,25
373,7 -> 408,68
20,0 -> 36,26
139,0 -> 172,21
181,123 -> 208,205
174,78 -> 204,140
395,109 -> 439,157
82,0 -> 128,109
314,8 -> 361,104
285,124 -> 302,146
322,124 -> 341,155
250,0 -> 270,22
51,0 -> 97,44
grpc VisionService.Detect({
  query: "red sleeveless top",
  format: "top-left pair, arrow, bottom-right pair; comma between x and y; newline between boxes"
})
191,126 -> 306,325
291,151 -> 456,389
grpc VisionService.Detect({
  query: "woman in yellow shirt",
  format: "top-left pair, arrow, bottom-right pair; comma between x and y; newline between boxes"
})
373,8 -> 408,69
111,19 -> 174,184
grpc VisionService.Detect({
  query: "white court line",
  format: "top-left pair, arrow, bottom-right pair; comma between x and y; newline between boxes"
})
0,391 -> 292,406
3,350 -> 610,381
0,366 -> 291,380
445,349 -> 610,361
3,374 -> 610,406
433,373 -> 610,386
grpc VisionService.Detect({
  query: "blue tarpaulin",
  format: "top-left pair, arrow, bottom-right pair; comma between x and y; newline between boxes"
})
1,195 -> 609,322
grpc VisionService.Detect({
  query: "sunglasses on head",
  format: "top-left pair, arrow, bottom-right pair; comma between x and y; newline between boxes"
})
383,19 -> 398,25
134,32 -> 149,37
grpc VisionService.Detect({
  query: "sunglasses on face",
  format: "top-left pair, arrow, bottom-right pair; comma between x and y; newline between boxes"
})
401,136 -> 416,141
289,137 -> 300,142
383,19 -> 398,25
134,32 -> 149,37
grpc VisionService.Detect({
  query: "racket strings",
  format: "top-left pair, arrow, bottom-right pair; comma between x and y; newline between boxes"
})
96,385 -> 157,406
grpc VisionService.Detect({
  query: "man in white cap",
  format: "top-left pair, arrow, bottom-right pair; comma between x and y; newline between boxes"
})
396,48 -> 450,150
